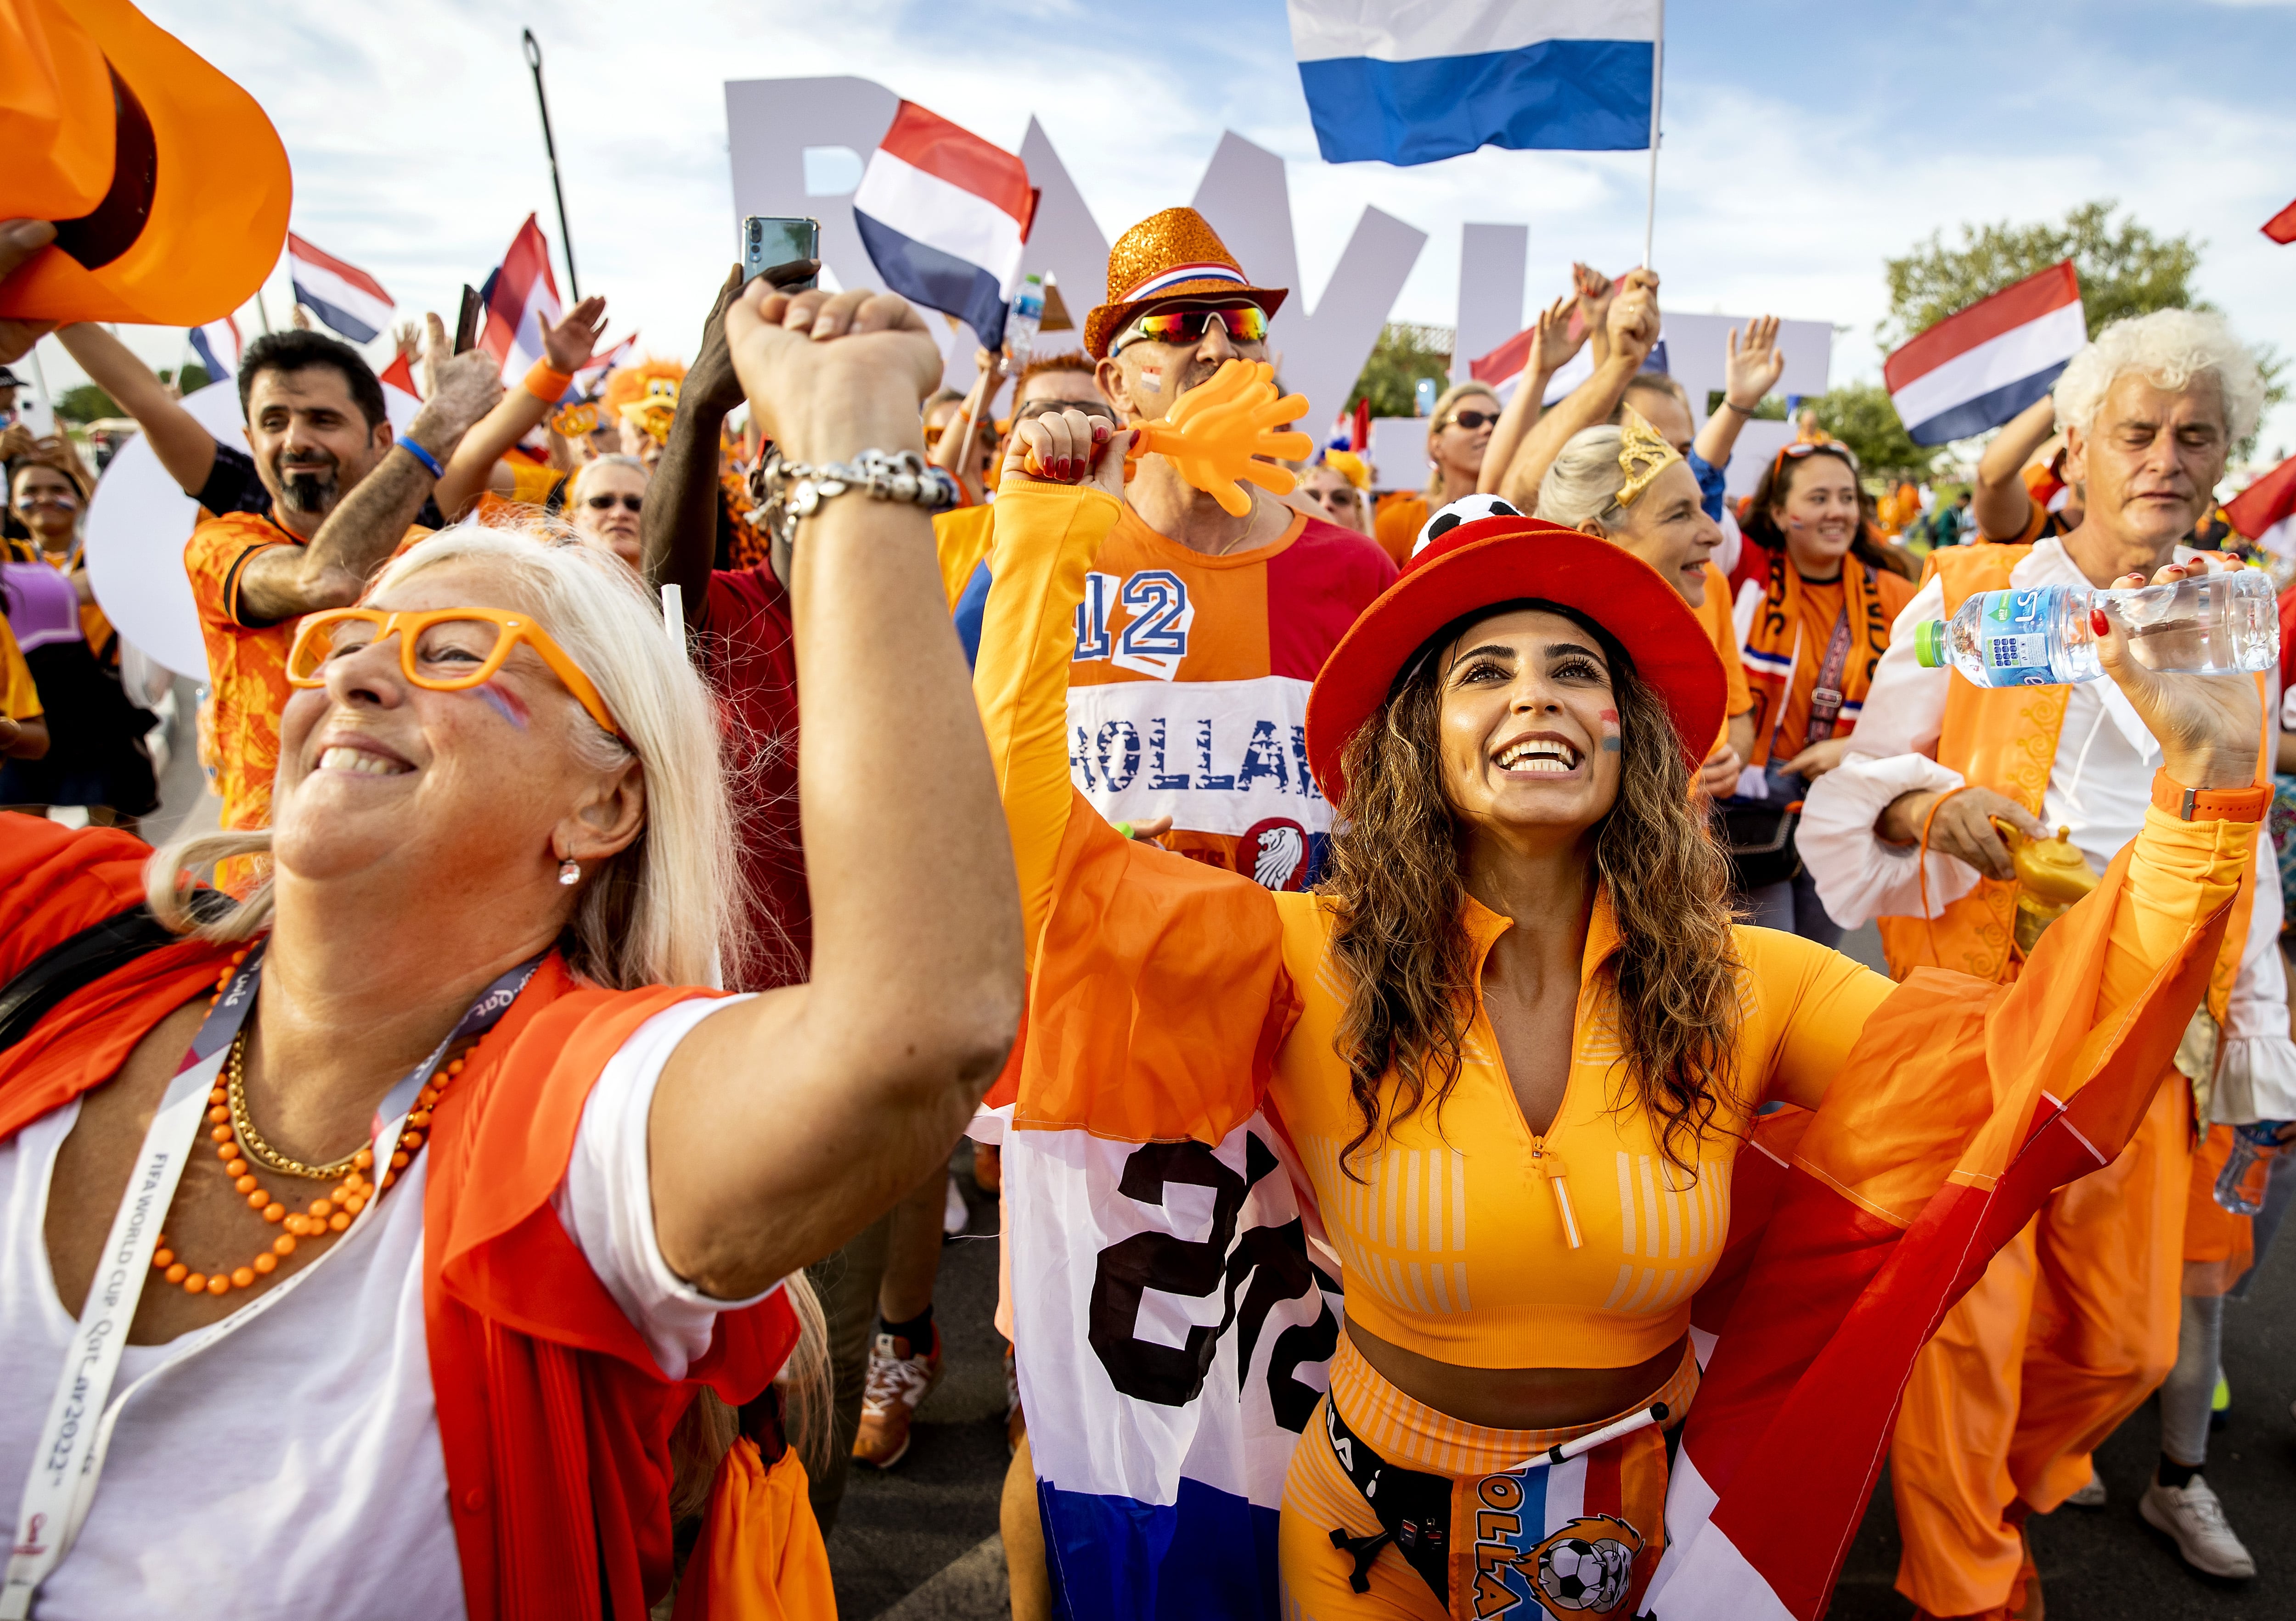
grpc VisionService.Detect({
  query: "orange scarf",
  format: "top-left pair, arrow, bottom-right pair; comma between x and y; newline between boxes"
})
1739,545 -> 1892,768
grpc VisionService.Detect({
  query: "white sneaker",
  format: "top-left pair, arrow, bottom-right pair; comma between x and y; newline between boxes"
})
943,1176 -> 970,1236
2140,1474 -> 2256,1578
2063,1472 -> 2106,1509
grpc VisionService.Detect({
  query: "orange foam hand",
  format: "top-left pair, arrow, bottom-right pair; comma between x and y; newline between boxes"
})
1128,360 -> 1314,516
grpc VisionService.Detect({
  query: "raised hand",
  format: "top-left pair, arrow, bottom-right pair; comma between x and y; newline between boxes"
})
541,294 -> 610,374
1531,296 -> 1583,376
1127,360 -> 1313,517
0,219 -> 59,363
409,311 -> 508,460
2098,560 -> 2263,791
1607,277 -> 1660,370
1723,315 -> 1785,411
722,284 -> 943,464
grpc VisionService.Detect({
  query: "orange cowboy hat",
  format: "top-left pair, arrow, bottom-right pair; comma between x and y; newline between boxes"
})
1082,207 -> 1289,361
0,0 -> 292,325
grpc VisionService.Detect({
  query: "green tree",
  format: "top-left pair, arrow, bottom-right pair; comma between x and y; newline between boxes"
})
1348,322 -> 1453,419
1809,381 -> 1938,482
176,363 -> 213,393
1881,199 -> 2201,347
55,382 -> 121,424
1881,199 -> 2283,455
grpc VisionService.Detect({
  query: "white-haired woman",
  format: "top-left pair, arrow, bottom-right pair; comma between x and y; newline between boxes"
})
568,452 -> 650,570
0,285 -> 1021,1617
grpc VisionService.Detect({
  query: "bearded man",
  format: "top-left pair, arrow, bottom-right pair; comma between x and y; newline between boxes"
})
179,327 -> 500,842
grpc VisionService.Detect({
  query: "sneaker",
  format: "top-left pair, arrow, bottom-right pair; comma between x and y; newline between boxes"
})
2139,1474 -> 2256,1579
973,1140 -> 1002,1194
2210,1373 -> 2229,1432
852,1327 -> 943,1469
1004,1341 -> 1026,1456
2063,1472 -> 2106,1509
943,1175 -> 971,1236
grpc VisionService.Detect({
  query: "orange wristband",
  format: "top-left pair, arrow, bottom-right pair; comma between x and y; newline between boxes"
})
523,360 -> 574,403
2150,769 -> 2270,823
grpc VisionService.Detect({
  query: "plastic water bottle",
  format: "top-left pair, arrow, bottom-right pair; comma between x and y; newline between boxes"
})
1006,274 -> 1045,371
1911,570 -> 2278,688
2213,1120 -> 2288,1215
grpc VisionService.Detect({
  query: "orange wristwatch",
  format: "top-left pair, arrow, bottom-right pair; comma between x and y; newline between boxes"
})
2150,770 -> 2271,823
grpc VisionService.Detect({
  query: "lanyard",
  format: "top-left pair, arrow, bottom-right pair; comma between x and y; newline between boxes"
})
3,945 -> 540,1617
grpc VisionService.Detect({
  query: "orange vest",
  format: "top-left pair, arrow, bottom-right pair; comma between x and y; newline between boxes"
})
1875,544 -> 2258,1035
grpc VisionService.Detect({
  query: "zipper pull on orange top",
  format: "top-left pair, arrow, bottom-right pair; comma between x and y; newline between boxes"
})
1531,1142 -> 1583,1249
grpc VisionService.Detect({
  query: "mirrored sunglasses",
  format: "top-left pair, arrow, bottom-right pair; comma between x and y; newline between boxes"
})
1116,305 -> 1269,351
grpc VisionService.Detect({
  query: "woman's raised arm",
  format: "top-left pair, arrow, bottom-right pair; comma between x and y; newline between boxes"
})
647,286 -> 1024,1298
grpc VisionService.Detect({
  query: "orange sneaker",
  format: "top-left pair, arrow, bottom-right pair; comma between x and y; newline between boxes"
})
973,1140 -> 1002,1194
851,1325 -> 943,1469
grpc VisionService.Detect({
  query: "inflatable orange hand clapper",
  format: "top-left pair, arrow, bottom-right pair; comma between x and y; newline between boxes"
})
1127,360 -> 1314,517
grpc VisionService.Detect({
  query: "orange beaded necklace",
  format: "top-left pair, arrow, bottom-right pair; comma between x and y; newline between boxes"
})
150,950 -> 469,1300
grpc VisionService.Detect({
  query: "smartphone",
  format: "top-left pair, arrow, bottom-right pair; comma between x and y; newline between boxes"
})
453,285 -> 483,354
743,216 -> 820,290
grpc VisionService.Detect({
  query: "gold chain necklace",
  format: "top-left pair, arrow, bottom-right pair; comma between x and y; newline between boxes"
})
225,1027 -> 364,1181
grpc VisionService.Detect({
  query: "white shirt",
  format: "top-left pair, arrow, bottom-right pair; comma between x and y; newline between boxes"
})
1799,538 -> 2296,1121
0,996 -> 765,1620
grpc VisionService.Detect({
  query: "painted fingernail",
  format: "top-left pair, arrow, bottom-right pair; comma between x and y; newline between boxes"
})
1092,421 -> 1111,443
2090,607 -> 2110,637
1058,456 -> 1073,479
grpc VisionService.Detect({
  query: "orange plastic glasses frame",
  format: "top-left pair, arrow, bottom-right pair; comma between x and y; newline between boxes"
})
285,607 -> 626,741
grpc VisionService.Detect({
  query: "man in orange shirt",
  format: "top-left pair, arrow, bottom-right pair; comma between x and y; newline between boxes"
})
182,324 -> 502,843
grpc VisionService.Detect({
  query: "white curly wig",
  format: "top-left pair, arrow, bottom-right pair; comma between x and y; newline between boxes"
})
2053,308 -> 2263,447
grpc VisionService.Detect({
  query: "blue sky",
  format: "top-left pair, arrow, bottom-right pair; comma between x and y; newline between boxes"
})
45,0 -> 2296,458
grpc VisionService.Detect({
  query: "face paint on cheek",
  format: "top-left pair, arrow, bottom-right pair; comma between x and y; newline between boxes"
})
475,680 -> 530,730
1599,708 -> 1621,751
1136,364 -> 1163,394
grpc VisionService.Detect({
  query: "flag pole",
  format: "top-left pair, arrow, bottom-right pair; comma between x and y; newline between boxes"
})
1641,0 -> 1664,269
522,30 -> 581,302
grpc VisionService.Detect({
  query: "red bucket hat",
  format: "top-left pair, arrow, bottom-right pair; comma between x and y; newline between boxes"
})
1304,514 -> 1728,806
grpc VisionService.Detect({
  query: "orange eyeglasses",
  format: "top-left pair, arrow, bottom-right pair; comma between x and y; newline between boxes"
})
285,607 -> 626,741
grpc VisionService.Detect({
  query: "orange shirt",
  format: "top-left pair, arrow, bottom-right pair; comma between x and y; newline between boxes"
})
1372,492 -> 1428,566
184,512 -> 426,835
0,616 -> 38,721
1692,561 -> 1751,757
1768,568 -> 1916,759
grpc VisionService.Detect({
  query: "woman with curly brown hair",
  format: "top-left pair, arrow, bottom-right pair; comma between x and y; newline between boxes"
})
972,404 -> 2264,1621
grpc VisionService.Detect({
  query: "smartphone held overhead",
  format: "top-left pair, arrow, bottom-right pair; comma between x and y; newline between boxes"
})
743,216 -> 820,290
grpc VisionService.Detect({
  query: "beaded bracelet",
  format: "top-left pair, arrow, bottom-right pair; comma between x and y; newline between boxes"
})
752,448 -> 959,551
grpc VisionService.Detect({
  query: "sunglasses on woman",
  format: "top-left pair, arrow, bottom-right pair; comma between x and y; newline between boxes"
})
1776,440 -> 1860,472
1442,409 -> 1499,432
1114,305 -> 1270,351
584,493 -> 643,513
286,607 -> 626,741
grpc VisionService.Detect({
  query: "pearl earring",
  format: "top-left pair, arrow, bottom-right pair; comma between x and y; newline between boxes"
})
558,858 -> 580,886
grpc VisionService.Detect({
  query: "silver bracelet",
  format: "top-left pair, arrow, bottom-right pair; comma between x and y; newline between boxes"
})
752,447 -> 959,550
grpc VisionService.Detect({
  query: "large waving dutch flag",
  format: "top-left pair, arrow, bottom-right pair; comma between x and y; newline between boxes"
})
478,215 -> 567,389
287,233 -> 394,345
1883,261 -> 2086,447
1288,0 -> 1659,166
853,102 -> 1035,351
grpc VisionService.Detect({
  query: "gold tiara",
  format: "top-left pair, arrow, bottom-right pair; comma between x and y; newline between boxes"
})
1615,407 -> 1683,508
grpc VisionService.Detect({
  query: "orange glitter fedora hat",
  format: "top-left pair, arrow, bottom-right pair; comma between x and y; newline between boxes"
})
0,0 -> 292,326
1082,207 -> 1289,360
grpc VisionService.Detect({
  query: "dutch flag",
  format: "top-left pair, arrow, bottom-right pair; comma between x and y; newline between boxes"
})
287,233 -> 395,346
478,214 -> 567,389
187,315 -> 243,384
1288,0 -> 1659,167
853,101 -> 1034,350
1883,262 -> 2086,448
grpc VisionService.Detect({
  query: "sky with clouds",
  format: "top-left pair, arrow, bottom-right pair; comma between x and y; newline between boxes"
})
40,0 -> 2296,459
